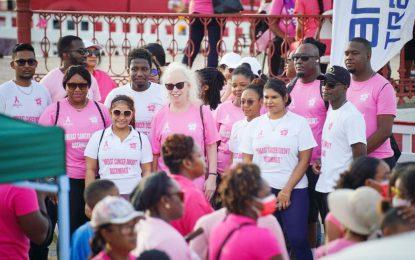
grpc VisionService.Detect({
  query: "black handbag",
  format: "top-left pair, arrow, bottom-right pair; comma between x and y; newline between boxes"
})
212,0 -> 243,14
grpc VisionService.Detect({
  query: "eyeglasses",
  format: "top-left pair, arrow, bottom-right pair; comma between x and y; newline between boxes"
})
112,109 -> 133,117
150,68 -> 160,77
69,48 -> 90,56
292,54 -> 318,62
165,82 -> 186,91
87,49 -> 101,57
168,191 -> 185,202
14,58 -> 37,66
241,99 -> 256,106
66,83 -> 89,90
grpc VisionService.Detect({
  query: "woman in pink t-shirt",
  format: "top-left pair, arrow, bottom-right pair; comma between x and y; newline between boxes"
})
209,163 -> 283,260
151,62 -> 220,200
39,65 -> 111,234
215,65 -> 254,175
84,41 -> 117,103
161,134 -> 213,236
131,172 -> 194,260
90,196 -> 142,260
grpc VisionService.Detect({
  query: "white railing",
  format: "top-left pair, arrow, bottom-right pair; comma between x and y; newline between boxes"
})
393,121 -> 415,162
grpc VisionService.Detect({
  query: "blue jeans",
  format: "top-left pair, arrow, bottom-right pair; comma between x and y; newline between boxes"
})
272,188 -> 312,260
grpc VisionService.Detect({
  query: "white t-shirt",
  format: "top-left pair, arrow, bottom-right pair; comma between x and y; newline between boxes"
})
316,102 -> 367,193
104,83 -> 166,135
40,68 -> 101,103
0,80 -> 51,123
84,126 -> 153,195
240,111 -> 317,189
229,118 -> 249,166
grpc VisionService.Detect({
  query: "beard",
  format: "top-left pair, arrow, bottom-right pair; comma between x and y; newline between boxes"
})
296,71 -> 305,78
347,68 -> 356,74
19,74 -> 34,80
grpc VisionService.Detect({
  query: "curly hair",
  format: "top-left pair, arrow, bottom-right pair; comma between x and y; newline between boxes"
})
127,48 -> 153,68
219,163 -> 262,215
336,156 -> 381,189
162,134 -> 195,174
196,67 -> 225,110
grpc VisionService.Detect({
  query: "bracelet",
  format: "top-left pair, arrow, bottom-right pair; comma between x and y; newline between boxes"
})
209,172 -> 218,176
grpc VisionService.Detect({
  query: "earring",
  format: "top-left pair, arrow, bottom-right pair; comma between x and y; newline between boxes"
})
165,203 -> 171,209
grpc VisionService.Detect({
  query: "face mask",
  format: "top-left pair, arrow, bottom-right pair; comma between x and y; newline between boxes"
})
253,194 -> 277,217
392,196 -> 411,207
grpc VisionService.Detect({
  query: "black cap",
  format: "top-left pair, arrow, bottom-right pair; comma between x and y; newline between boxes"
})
317,65 -> 351,86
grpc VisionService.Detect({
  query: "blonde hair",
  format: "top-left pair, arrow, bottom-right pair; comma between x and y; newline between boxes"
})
161,62 -> 200,104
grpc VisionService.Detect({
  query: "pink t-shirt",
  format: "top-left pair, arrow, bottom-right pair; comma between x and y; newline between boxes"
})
316,238 -> 358,258
209,214 -> 282,260
170,174 -> 213,236
40,68 -> 101,103
150,104 -> 220,172
294,0 -> 332,38
39,98 -> 111,179
0,185 -> 39,260
347,74 -> 397,159
269,0 -> 296,37
93,69 -> 117,103
190,208 -> 289,260
184,0 -> 214,14
288,80 -> 327,163
92,251 -> 135,260
215,101 -> 244,174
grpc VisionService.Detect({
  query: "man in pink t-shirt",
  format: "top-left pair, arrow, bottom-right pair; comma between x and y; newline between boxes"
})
40,35 -> 101,103
288,42 -> 327,251
0,185 -> 50,260
345,37 -> 397,168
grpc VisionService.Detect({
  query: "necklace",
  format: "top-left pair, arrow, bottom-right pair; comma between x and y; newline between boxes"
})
14,82 -> 33,95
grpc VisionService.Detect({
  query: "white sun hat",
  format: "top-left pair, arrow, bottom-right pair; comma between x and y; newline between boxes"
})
91,196 -> 143,229
237,56 -> 262,76
219,52 -> 242,69
328,187 -> 382,236
83,40 -> 103,50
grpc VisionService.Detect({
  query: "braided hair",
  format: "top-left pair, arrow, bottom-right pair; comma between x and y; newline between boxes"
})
219,163 -> 263,215
196,67 -> 225,110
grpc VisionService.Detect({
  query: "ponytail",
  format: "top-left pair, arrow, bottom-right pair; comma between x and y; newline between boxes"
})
90,230 -> 107,258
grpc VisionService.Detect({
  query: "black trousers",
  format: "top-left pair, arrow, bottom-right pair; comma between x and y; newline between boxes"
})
182,17 -> 221,68
69,178 -> 89,235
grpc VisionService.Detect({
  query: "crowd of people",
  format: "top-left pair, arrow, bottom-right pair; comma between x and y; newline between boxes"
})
0,1 -> 415,259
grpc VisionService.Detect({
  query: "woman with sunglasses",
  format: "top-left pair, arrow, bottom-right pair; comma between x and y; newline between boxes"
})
90,196 -> 143,260
241,79 -> 317,260
151,62 -> 220,200
39,65 -> 111,234
229,79 -> 264,167
131,172 -> 195,260
84,95 -> 153,198
209,163 -> 284,260
161,134 -> 213,236
84,41 -> 117,103
215,65 -> 255,176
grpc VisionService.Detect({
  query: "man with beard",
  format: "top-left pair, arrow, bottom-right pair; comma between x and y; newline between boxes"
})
344,37 -> 397,168
0,43 -> 51,123
104,48 -> 166,135
288,43 -> 327,253
40,35 -> 101,102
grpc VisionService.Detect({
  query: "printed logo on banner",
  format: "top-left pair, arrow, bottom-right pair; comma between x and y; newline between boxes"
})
35,98 -> 42,106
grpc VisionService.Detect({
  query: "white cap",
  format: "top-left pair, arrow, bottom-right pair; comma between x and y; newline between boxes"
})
219,52 -> 242,69
83,40 -> 103,50
238,56 -> 262,76
91,196 -> 143,229
329,187 -> 382,235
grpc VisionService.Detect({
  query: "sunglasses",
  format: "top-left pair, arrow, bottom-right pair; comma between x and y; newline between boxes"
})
168,191 -> 185,202
66,83 -> 89,90
87,49 -> 101,57
69,48 -> 90,56
14,58 -> 37,66
112,110 -> 133,117
165,82 -> 186,91
150,68 -> 160,77
241,99 -> 256,106
292,55 -> 318,62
